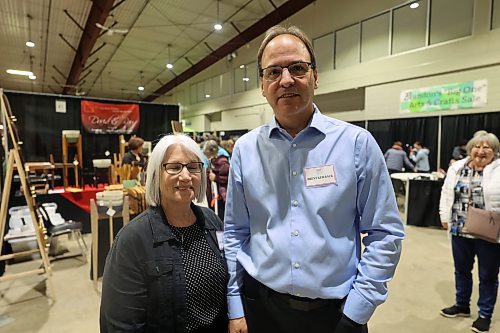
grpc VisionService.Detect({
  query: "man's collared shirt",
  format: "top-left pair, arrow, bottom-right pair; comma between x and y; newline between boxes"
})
224,106 -> 404,324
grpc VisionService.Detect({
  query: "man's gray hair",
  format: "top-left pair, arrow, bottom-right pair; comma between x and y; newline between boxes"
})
145,134 -> 207,206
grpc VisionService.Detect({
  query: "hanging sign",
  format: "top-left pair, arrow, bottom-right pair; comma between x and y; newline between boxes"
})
55,99 -> 67,113
400,80 -> 487,113
81,100 -> 140,134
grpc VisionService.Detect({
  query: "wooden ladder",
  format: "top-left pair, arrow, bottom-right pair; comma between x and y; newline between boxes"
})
0,90 -> 55,300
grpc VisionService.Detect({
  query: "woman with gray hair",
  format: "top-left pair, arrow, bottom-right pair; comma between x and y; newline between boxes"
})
439,130 -> 500,333
100,134 -> 228,333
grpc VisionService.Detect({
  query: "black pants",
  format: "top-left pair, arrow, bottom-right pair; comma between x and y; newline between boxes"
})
242,273 -> 368,333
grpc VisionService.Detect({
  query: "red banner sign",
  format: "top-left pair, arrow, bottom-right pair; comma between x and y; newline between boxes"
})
81,100 -> 140,134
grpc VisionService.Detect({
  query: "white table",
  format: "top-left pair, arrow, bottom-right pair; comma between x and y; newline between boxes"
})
391,173 -> 440,223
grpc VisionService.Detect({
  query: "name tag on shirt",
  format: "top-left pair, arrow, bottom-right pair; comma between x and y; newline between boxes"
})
304,164 -> 337,187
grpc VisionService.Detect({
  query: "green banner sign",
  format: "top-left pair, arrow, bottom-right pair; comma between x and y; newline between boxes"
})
400,80 -> 487,113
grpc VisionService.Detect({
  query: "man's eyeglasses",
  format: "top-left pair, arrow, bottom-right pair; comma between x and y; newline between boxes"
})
162,162 -> 204,175
260,61 -> 314,81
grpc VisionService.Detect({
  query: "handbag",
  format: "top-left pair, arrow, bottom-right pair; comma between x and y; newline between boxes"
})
464,206 -> 500,243
463,174 -> 500,243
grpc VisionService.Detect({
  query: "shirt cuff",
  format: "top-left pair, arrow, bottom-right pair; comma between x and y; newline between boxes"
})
227,295 -> 245,319
342,289 -> 376,325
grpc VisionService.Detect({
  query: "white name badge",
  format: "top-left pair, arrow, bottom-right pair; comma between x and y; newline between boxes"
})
216,231 -> 224,251
304,164 -> 337,187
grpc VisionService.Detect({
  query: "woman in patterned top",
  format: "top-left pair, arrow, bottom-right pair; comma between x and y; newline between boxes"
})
100,134 -> 228,332
439,130 -> 500,333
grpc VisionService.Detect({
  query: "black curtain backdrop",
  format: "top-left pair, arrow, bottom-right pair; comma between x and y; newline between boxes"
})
5,91 -> 178,171
440,112 -> 500,169
349,121 -> 366,129
367,116 -> 439,171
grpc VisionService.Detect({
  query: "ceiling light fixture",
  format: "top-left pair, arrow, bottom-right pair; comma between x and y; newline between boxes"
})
410,2 -> 419,9
28,75 -> 37,80
205,94 -> 211,98
242,77 -> 249,82
214,0 -> 222,31
6,69 -> 34,76
26,14 -> 35,48
138,70 -> 144,91
166,44 -> 173,69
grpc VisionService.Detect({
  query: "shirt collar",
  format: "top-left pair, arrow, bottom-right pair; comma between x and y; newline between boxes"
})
268,104 -> 326,138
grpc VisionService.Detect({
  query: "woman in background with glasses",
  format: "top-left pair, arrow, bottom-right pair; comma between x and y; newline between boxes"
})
439,130 -> 500,333
100,134 -> 228,333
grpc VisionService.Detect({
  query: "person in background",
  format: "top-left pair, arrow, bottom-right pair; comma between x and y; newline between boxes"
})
220,139 -> 235,157
224,25 -> 404,333
384,141 -> 415,173
439,130 -> 500,333
100,134 -> 228,333
122,136 -> 146,168
452,139 -> 468,161
410,141 -> 430,172
203,139 -> 230,221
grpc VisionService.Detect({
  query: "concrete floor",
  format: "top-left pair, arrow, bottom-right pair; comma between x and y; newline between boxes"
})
0,226 -> 498,333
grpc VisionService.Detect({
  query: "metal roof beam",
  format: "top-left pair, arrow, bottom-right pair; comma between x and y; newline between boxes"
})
143,0 -> 315,102
63,0 -> 114,94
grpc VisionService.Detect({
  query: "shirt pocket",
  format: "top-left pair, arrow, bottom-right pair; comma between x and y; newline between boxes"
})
145,259 -> 173,278
144,259 -> 175,322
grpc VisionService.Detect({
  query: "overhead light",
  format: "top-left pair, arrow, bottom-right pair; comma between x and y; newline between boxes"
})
26,41 -> 35,48
214,0 -> 222,31
205,94 -> 211,98
239,64 -> 245,69
138,86 -> 145,91
6,69 -> 34,76
28,75 -> 37,80
410,2 -> 419,9
242,77 -> 249,82
166,44 -> 173,69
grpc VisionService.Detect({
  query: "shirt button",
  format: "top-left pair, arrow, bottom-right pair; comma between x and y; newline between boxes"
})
292,171 -> 297,176
292,200 -> 298,207
292,143 -> 297,148
294,262 -> 300,269
292,230 -> 299,236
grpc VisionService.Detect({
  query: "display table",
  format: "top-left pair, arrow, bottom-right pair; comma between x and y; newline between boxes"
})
406,178 -> 444,227
9,186 -> 106,234
390,173 -> 441,224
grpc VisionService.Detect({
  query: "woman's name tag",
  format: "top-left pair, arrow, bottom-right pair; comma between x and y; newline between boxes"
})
216,231 -> 224,251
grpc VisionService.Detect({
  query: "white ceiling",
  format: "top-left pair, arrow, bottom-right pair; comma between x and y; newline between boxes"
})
0,0 -> 310,102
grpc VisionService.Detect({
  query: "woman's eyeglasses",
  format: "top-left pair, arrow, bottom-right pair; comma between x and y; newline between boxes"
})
260,61 -> 314,81
162,162 -> 203,175
472,145 -> 492,151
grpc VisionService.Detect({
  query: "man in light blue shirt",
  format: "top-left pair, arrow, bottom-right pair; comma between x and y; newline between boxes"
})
224,25 -> 404,333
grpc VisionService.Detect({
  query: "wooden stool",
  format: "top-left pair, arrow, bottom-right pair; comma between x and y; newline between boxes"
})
90,195 -> 129,289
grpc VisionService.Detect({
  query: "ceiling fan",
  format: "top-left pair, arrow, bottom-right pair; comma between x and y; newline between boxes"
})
96,22 -> 129,36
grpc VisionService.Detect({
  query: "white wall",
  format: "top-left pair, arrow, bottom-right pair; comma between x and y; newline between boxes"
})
173,0 -> 500,132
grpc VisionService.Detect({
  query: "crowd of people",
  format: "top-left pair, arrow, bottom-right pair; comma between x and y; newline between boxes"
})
100,24 -> 498,333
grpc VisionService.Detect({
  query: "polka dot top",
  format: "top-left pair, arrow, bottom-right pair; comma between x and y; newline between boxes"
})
169,222 -> 227,332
